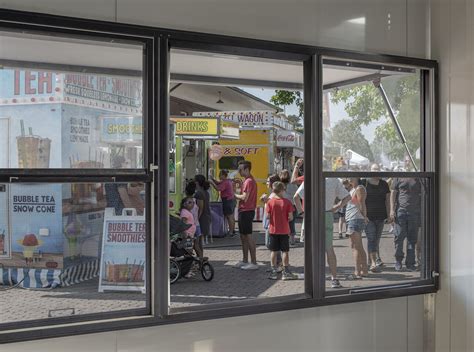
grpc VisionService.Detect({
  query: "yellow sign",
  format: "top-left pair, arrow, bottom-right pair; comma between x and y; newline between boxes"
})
170,117 -> 218,136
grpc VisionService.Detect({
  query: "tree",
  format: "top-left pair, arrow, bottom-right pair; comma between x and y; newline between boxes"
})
270,74 -> 421,165
331,74 -> 420,163
326,119 -> 374,162
270,90 -> 304,129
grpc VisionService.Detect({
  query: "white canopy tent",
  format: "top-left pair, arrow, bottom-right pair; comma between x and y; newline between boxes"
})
346,149 -> 370,167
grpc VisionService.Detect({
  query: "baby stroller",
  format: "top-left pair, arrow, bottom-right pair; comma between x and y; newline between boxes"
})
169,215 -> 214,284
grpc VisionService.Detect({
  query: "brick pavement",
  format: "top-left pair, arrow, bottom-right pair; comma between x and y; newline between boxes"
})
0,222 -> 422,324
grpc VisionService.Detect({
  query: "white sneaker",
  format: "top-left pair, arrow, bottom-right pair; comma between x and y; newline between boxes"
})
233,261 -> 247,268
241,263 -> 259,270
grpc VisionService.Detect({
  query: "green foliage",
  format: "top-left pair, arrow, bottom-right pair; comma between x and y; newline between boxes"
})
330,74 -> 420,163
326,119 -> 374,161
269,74 -> 421,165
331,84 -> 387,125
270,90 -> 304,126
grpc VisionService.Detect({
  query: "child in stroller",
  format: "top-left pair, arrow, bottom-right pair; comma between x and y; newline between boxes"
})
169,206 -> 214,284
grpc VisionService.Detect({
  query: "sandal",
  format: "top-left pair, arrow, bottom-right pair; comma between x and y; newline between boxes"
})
369,265 -> 381,273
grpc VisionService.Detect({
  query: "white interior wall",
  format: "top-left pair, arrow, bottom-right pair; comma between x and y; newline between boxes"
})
0,1 -> 430,351
431,0 -> 474,351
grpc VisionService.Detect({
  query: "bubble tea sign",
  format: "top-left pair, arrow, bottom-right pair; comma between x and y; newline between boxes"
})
99,208 -> 146,293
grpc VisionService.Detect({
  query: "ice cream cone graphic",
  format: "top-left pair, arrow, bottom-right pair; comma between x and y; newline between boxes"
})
17,234 -> 43,263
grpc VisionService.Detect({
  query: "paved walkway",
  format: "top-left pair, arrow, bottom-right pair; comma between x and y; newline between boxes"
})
170,225 -> 421,308
0,222 -> 421,324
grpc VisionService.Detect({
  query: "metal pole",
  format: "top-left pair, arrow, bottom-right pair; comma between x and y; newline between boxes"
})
373,79 -> 418,171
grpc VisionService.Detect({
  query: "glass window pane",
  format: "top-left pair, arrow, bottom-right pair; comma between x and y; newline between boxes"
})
0,32 -> 145,169
0,182 -> 148,324
169,49 -> 305,309
324,176 -> 430,294
322,60 -> 421,172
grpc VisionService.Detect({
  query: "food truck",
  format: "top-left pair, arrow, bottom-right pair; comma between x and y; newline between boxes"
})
168,116 -> 239,213
0,68 -> 144,288
192,111 -> 301,220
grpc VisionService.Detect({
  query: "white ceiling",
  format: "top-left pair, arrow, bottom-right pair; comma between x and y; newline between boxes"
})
0,33 -> 408,88
170,49 -> 409,88
0,32 -> 143,72
170,49 -> 303,85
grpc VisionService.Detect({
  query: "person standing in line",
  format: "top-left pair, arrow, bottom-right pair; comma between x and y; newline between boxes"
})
194,175 -> 211,256
279,169 -> 298,245
290,158 -> 305,185
345,178 -> 369,279
293,177 -> 350,288
261,174 -> 281,249
337,179 -> 352,239
210,169 -> 236,237
362,163 -> 391,272
293,182 -> 305,244
266,182 -> 298,280
390,177 -> 422,271
234,160 -> 258,270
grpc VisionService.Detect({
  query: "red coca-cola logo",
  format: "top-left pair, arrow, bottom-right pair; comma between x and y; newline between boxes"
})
277,134 -> 295,142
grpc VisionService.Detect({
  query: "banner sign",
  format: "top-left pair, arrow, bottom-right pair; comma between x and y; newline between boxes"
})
0,69 -> 142,114
98,208 -> 146,293
276,131 -> 296,147
64,74 -> 141,109
100,116 -> 143,143
193,111 -> 273,127
7,184 -> 64,269
170,117 -> 219,137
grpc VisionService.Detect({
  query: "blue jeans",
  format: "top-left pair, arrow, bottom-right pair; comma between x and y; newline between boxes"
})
365,219 -> 385,254
394,210 -> 420,266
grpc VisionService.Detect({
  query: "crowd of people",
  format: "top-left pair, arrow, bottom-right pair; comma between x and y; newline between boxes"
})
291,158 -> 423,288
175,155 -> 423,287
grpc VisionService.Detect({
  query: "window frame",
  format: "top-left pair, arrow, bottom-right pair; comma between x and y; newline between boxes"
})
0,8 -> 438,344
0,16 -> 157,335
317,54 -> 439,297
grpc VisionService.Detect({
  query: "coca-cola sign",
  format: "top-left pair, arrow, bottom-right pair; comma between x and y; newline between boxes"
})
276,131 -> 297,147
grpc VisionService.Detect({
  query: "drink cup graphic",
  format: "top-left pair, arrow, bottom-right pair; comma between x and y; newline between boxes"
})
17,121 -> 51,168
17,136 -> 51,168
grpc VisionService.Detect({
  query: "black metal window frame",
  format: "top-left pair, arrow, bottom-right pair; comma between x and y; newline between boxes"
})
0,8 -> 438,344
317,55 -> 438,299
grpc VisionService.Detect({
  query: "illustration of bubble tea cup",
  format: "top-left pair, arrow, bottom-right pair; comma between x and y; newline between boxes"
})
16,123 -> 51,168
37,137 -> 51,168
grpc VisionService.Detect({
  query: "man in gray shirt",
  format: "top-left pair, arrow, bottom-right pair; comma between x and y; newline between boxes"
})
390,178 -> 422,271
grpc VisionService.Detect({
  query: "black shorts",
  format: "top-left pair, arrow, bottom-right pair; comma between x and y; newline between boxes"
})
222,198 -> 235,216
238,210 -> 255,235
268,234 -> 290,252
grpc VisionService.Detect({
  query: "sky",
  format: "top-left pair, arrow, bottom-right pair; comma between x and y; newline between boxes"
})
241,87 -> 380,142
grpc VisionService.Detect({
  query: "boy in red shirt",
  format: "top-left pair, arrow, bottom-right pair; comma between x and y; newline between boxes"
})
266,181 -> 298,280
